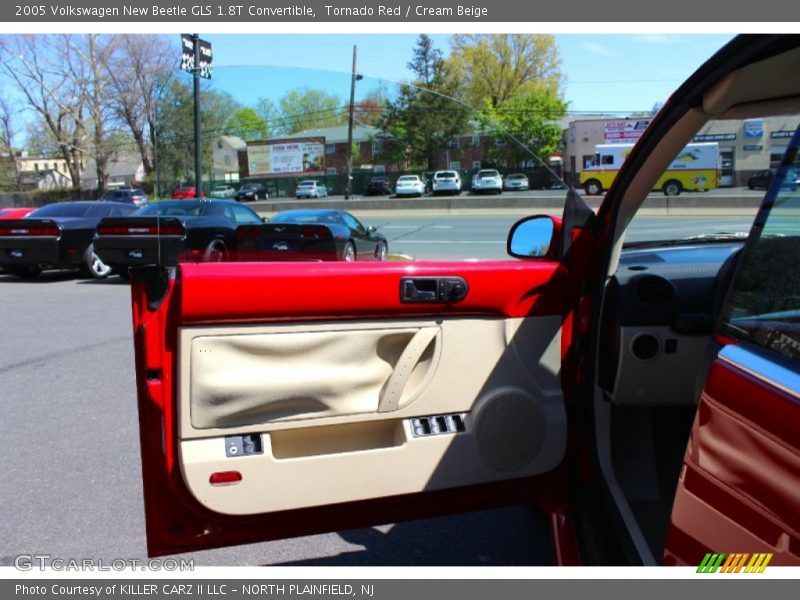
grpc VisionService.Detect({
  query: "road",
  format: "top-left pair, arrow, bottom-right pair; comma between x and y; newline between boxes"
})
367,214 -> 756,260
0,213 -> 754,568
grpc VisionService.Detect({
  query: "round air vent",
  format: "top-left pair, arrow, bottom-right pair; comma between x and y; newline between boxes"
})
631,333 -> 660,361
474,389 -> 545,472
635,275 -> 674,304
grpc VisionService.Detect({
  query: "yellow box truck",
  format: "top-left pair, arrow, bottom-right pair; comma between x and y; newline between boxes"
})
580,142 -> 719,196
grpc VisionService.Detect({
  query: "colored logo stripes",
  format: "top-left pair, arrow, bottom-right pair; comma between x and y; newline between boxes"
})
697,553 -> 773,573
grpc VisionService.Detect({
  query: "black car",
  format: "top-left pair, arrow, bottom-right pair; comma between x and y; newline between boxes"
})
366,176 -> 393,196
0,201 -> 139,279
746,168 -> 799,190
100,188 -> 149,206
93,199 -> 263,276
235,183 -> 269,202
236,208 -> 388,261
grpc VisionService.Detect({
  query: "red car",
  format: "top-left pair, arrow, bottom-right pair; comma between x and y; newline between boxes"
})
0,207 -> 35,219
170,186 -> 206,199
129,35 -> 799,567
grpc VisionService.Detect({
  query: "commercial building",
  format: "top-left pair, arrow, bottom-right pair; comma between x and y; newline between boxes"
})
565,115 -> 800,187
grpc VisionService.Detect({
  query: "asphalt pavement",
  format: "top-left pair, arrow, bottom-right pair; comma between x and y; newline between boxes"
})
365,214 -> 757,260
0,269 -> 552,568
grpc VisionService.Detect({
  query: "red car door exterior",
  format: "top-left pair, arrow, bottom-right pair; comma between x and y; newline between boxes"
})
130,255 -> 582,558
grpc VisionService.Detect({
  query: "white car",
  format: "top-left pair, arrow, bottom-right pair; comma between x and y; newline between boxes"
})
503,173 -> 530,191
295,180 -> 328,199
471,169 -> 503,194
211,186 -> 236,198
432,170 -> 461,195
395,175 -> 426,197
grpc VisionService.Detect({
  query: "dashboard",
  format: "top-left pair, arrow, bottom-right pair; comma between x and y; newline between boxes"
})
599,241 -> 743,406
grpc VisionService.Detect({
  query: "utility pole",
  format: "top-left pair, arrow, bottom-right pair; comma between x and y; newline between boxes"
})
193,33 -> 202,199
345,45 -> 362,200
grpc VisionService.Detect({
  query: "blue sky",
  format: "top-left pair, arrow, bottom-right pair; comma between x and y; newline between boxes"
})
201,34 -> 735,114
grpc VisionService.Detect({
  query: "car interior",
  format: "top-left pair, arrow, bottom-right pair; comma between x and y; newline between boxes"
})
588,39 -> 800,564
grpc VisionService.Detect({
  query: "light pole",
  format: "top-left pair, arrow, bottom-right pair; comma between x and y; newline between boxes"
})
192,33 -> 202,199
345,45 -> 363,200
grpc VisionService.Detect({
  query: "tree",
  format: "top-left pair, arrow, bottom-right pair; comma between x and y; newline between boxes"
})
226,107 -> 269,141
154,80 -> 243,186
278,88 -> 344,133
254,97 -> 282,136
0,93 -> 22,190
0,35 -> 87,193
447,34 -> 564,109
105,34 -> 176,178
377,35 -> 470,170
66,34 -> 121,193
478,92 -> 567,169
351,85 -> 392,127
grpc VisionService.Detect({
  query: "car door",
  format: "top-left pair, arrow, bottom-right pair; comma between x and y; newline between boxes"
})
339,211 -> 373,255
131,219 -> 577,557
663,148 -> 800,567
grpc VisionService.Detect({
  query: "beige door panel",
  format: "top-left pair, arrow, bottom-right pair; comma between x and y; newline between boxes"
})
177,316 -> 566,516
180,391 -> 565,515
188,325 -> 441,430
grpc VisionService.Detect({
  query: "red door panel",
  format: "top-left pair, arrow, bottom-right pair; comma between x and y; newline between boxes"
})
664,344 -> 800,566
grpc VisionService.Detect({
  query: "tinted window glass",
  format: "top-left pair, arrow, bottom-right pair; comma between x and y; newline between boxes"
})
232,205 -> 262,225
719,129 -> 800,361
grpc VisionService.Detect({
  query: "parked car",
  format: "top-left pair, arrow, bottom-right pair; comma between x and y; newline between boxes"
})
100,188 -> 149,206
236,209 -> 387,262
470,169 -> 503,194
127,35 -> 800,568
0,207 -> 35,219
94,199 -> 263,277
0,201 -> 139,278
431,170 -> 462,195
746,168 -> 799,191
235,183 -> 268,202
211,185 -> 237,199
503,173 -> 530,191
295,180 -> 328,199
171,186 -> 206,199
366,176 -> 393,196
394,175 -> 426,197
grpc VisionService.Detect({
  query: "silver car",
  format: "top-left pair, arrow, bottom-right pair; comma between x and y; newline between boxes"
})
503,173 -> 530,191
295,180 -> 328,199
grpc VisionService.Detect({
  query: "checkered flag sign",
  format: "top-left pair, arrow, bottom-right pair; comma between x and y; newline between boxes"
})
180,34 -> 212,79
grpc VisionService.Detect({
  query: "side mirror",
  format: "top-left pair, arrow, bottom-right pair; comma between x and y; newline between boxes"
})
507,215 -> 561,260
262,217 -> 269,223
367,225 -> 376,233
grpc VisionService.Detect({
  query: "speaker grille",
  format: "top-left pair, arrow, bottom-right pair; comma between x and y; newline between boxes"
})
475,391 -> 545,472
